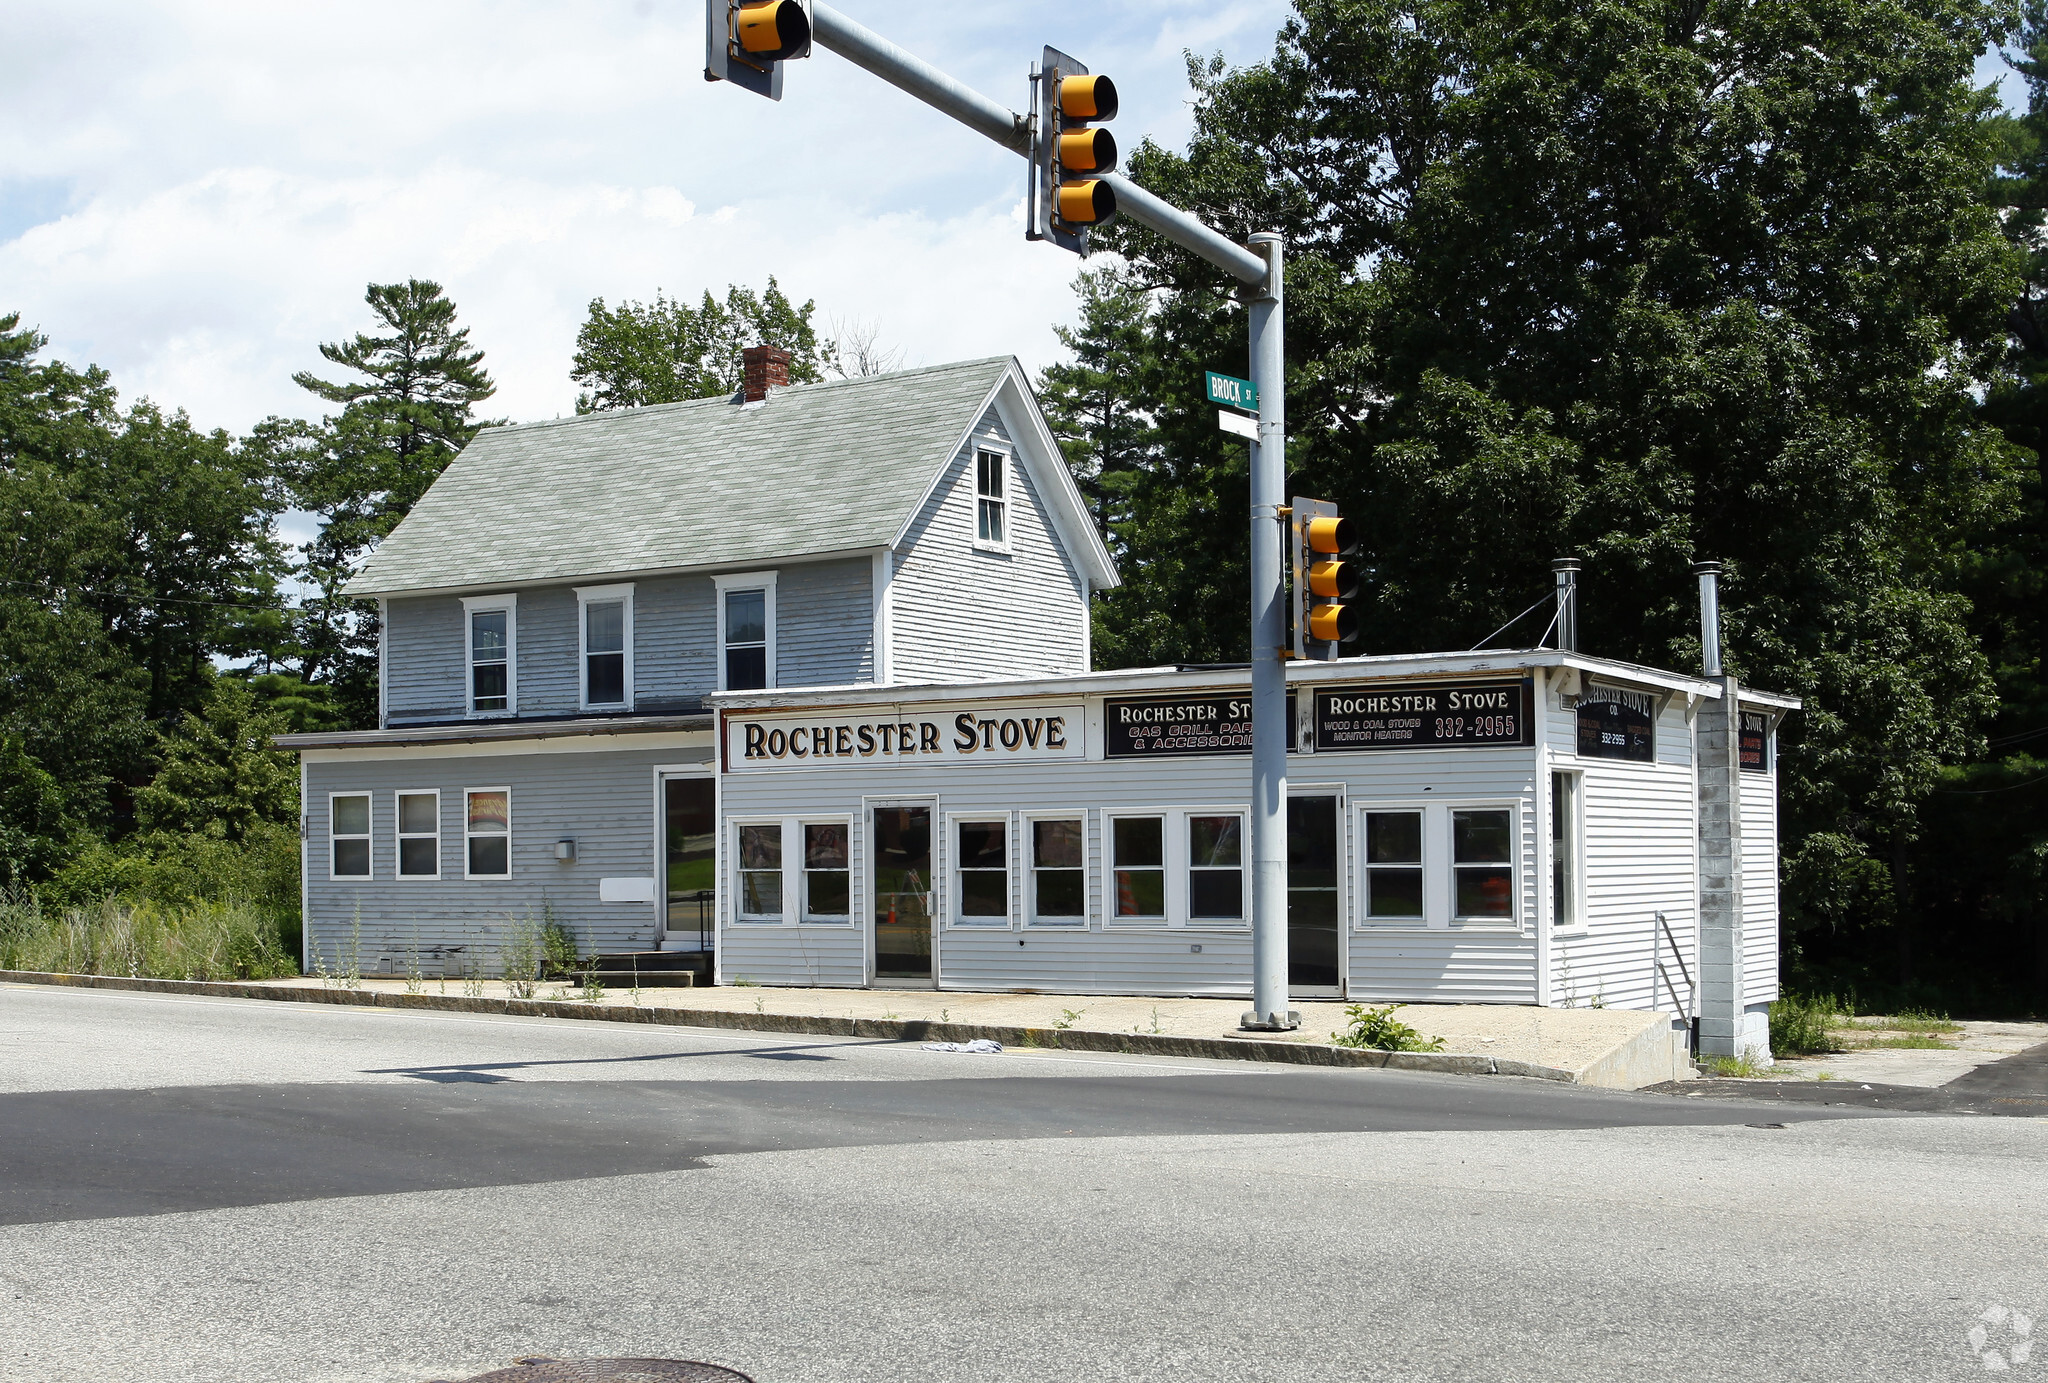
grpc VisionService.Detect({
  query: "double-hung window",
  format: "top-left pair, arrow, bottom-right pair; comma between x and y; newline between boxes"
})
1551,772 -> 1582,930
397,791 -> 439,878
974,448 -> 1008,548
576,584 -> 633,710
954,818 -> 1009,926
714,572 -> 776,692
330,794 -> 371,878
1364,811 -> 1424,922
1027,818 -> 1085,926
465,789 -> 510,878
737,823 -> 783,921
461,595 -> 516,715
1452,809 -> 1513,921
802,822 -> 851,922
1109,810 -> 1247,926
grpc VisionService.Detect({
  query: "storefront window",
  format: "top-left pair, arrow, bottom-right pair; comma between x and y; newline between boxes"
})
1365,811 -> 1423,920
955,820 -> 1008,924
1112,817 -> 1164,918
739,823 -> 782,920
1187,815 -> 1243,919
1453,808 -> 1513,919
1030,819 -> 1085,925
803,822 -> 850,921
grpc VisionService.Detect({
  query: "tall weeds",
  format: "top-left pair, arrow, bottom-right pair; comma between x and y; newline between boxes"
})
0,892 -> 296,981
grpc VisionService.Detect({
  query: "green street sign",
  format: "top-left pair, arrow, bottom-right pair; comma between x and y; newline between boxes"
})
1205,370 -> 1258,412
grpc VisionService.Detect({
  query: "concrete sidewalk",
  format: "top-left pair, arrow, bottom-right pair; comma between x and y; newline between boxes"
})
253,975 -> 1691,1088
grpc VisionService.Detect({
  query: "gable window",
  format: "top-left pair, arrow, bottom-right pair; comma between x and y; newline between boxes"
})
465,788 -> 511,878
397,791 -> 440,878
714,572 -> 777,692
460,594 -> 517,715
974,448 -> 1008,548
575,583 -> 634,710
330,794 -> 371,878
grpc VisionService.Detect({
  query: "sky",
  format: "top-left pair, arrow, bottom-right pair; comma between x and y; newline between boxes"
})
2,0 -> 1293,438
2,4 -> 2033,445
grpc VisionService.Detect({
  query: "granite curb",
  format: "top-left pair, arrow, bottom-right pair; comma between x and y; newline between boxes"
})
0,970 -> 1579,1083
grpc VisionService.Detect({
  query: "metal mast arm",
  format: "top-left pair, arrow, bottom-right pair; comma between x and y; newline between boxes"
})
808,3 -> 1267,286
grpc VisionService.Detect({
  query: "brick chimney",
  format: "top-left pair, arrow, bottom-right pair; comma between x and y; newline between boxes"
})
740,344 -> 792,402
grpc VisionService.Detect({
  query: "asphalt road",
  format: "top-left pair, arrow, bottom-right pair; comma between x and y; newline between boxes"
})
1,984 -> 2042,1383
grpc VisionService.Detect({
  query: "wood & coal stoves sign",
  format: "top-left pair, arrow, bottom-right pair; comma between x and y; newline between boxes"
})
1313,680 -> 1532,751
1575,684 -> 1656,762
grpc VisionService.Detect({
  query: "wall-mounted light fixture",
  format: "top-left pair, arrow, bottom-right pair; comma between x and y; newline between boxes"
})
555,838 -> 576,862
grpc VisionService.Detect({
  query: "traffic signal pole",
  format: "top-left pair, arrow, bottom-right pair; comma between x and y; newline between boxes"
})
785,2 -> 1296,1029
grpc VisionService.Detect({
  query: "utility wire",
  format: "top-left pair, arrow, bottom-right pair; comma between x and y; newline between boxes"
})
1469,590 -> 1558,652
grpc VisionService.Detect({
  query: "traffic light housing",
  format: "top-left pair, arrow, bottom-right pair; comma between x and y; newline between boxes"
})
1030,46 -> 1119,254
706,0 -> 812,101
1292,499 -> 1360,659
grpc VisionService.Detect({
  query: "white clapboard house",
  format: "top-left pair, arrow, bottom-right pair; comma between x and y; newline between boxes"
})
281,348 -> 1794,1057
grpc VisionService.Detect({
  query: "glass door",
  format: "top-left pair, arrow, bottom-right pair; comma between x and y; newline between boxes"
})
1288,794 -> 1343,994
871,805 -> 933,980
664,776 -> 716,952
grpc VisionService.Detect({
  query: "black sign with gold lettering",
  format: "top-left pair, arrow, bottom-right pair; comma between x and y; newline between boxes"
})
1103,693 -> 1296,758
1313,680 -> 1531,752
1576,695 -> 1655,762
1739,710 -> 1771,773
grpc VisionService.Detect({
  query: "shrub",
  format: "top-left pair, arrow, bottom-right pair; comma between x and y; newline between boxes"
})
1769,992 -> 1849,1056
1331,1003 -> 1446,1053
0,891 -> 295,981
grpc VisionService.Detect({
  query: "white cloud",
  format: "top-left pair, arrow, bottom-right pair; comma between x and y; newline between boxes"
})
2,0 -> 1291,432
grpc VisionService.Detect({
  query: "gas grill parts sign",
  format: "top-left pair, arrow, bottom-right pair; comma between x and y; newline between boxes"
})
1739,710 -> 1771,773
1576,687 -> 1656,762
1314,680 -> 1532,751
1102,694 -> 1295,758
727,705 -> 1086,769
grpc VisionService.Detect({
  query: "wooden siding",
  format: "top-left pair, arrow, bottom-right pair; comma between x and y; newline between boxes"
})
1740,753 -> 1781,1005
1545,691 -> 1699,1014
890,406 -> 1089,681
516,585 -> 580,715
302,739 -> 713,975
634,574 -> 716,708
384,596 -> 466,723
778,557 -> 874,687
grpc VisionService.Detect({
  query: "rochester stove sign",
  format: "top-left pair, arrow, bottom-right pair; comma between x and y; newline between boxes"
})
726,704 -> 1086,770
1314,680 -> 1532,751
1102,693 -> 1296,758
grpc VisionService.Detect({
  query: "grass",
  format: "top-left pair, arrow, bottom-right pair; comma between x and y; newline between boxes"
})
1702,1048 -> 1771,1078
1769,992 -> 1852,1056
1859,1034 -> 1954,1050
1874,1007 -> 1961,1034
0,891 -> 296,982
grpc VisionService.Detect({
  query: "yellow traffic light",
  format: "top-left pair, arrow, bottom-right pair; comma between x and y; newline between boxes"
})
1307,558 -> 1359,601
1308,601 -> 1360,643
1305,514 -> 1355,557
1058,74 -> 1119,122
735,0 -> 810,59
1057,179 -> 1115,225
1057,127 -> 1117,176
1292,499 -> 1361,656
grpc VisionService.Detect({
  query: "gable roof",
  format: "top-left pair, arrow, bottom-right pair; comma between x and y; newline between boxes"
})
345,356 -> 1116,598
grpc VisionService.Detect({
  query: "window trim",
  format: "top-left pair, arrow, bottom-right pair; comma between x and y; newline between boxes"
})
394,788 -> 441,881
1103,806 -> 1250,930
1022,810 -> 1089,929
798,816 -> 856,925
463,786 -> 512,881
732,817 -> 788,925
712,571 -> 778,693
459,593 -> 518,718
1449,802 -> 1520,928
1550,771 -> 1586,934
574,582 -> 635,711
946,811 -> 1014,929
328,791 -> 373,881
971,443 -> 1012,554
1359,805 -> 1427,928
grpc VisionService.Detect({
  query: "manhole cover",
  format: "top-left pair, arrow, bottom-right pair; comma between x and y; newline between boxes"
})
439,1360 -> 753,1383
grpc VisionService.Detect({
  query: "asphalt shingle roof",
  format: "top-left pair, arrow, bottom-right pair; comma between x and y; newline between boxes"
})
347,357 -> 1013,597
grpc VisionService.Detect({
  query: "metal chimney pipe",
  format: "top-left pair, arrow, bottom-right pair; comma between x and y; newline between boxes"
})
1693,560 -> 1723,677
1551,558 -> 1580,652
